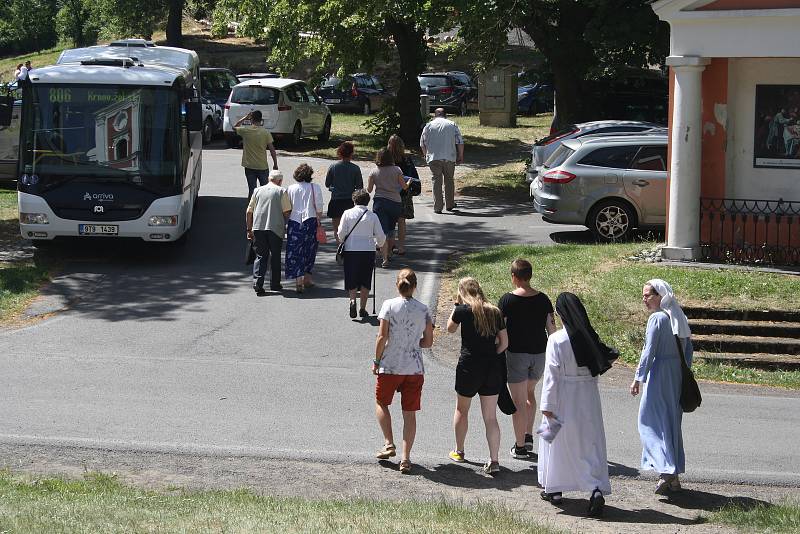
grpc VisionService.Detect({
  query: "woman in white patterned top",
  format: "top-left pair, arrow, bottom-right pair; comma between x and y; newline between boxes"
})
372,268 -> 434,474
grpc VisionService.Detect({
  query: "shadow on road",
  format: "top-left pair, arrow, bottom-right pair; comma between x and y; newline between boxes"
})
30,193 -> 523,323
382,461 -> 540,491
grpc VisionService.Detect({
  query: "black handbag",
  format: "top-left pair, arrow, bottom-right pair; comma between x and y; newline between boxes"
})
407,178 -> 422,197
336,209 -> 368,265
674,335 -> 701,413
245,239 -> 256,265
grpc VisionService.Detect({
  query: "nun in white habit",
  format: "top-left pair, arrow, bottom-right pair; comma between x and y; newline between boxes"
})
538,292 -> 617,517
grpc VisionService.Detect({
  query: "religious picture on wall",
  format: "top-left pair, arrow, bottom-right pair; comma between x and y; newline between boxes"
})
754,85 -> 800,169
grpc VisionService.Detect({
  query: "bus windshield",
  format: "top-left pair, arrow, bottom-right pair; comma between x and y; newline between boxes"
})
21,84 -> 180,194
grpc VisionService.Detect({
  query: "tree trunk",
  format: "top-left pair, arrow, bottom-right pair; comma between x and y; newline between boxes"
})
386,17 -> 426,148
166,0 -> 183,46
522,0 -> 595,129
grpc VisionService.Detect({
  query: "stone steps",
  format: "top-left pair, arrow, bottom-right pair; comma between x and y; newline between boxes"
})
684,307 -> 800,370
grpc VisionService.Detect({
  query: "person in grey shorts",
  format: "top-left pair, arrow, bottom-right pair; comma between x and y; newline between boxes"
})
498,259 -> 556,459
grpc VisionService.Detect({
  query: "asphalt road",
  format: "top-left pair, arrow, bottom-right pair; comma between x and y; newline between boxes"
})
1,143 -> 798,488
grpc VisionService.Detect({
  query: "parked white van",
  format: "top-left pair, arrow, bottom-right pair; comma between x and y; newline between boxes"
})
223,78 -> 331,147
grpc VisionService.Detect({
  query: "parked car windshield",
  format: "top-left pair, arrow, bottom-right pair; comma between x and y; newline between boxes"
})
321,76 -> 343,88
231,86 -> 279,105
543,144 -> 575,169
419,76 -> 448,88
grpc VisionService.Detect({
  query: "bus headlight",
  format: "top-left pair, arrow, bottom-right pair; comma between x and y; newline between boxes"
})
20,213 -> 49,224
148,215 -> 178,226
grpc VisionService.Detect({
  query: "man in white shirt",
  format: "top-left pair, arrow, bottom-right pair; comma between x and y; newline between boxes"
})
246,170 -> 292,294
420,108 -> 464,213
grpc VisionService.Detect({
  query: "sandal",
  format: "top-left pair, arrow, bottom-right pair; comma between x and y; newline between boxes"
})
376,443 -> 396,460
399,460 -> 411,474
381,259 -> 390,268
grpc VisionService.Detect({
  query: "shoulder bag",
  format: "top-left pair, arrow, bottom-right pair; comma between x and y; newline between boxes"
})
674,334 -> 701,413
336,209 -> 368,265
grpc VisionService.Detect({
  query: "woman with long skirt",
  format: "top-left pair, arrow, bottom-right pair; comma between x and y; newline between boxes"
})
538,292 -> 616,517
630,278 -> 693,494
286,163 -> 324,293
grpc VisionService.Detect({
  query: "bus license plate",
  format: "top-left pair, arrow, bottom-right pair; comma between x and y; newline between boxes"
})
79,224 -> 118,235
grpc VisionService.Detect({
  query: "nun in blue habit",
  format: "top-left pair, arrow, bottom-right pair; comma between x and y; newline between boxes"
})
630,278 -> 693,495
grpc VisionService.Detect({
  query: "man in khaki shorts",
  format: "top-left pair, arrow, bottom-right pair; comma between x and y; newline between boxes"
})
420,108 -> 464,213
234,110 -> 279,199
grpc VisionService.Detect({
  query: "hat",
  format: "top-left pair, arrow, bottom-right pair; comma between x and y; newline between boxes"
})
269,170 -> 283,181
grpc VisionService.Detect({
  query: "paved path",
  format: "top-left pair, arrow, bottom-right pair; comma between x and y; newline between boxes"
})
1,143 -> 798,492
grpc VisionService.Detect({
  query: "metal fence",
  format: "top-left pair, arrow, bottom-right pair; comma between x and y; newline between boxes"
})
699,197 -> 800,266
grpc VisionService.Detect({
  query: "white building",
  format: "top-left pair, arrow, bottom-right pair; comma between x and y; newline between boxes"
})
652,0 -> 800,265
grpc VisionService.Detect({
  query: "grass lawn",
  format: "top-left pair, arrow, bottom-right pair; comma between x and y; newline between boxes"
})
0,47 -> 65,83
711,500 -> 800,532
449,242 -> 800,389
297,113 -> 551,163
0,471 -> 561,534
0,187 -> 51,325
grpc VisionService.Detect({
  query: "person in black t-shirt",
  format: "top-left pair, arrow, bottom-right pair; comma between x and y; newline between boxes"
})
498,259 -> 556,460
446,277 -> 508,475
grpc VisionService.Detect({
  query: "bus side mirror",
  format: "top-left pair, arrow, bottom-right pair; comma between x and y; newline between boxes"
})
0,96 -> 12,127
185,101 -> 203,132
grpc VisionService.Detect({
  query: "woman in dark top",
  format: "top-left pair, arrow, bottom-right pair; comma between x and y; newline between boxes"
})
387,134 -> 418,255
447,277 -> 508,475
498,259 -> 556,460
325,141 -> 364,243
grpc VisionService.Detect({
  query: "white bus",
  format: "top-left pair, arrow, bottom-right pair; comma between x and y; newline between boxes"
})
8,40 -> 204,243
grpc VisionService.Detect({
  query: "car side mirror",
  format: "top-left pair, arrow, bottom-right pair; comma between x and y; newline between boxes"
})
184,101 -> 203,132
0,95 -> 12,127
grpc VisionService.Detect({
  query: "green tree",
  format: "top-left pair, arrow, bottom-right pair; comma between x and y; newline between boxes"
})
213,0 -> 456,146
56,0 -> 99,47
0,0 -> 58,56
457,0 -> 668,127
91,0 -> 183,45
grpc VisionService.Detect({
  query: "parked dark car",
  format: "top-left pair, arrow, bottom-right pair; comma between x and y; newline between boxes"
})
316,73 -> 387,114
517,82 -> 554,115
199,67 -> 240,107
418,71 -> 476,116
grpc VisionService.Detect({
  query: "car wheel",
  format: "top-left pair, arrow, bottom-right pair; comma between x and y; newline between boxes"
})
318,117 -> 331,141
202,119 -> 213,145
589,199 -> 636,242
362,100 -> 371,115
289,121 -> 302,147
459,99 -> 467,116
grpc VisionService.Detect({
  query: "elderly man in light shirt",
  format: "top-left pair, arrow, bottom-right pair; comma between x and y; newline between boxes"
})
246,170 -> 292,295
420,108 -> 464,213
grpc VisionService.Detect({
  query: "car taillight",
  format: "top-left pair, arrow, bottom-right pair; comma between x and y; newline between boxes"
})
542,170 -> 576,184
278,105 -> 292,111
543,128 -> 579,145
439,87 -> 453,94
224,104 -> 230,110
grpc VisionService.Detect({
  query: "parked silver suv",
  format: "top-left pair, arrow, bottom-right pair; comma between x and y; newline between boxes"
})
530,133 -> 668,241
526,120 -> 665,183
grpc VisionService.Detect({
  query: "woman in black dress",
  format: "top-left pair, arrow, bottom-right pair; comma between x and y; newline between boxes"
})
447,277 -> 508,474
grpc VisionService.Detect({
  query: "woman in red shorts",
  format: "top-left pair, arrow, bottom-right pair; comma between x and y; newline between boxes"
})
373,268 -> 434,474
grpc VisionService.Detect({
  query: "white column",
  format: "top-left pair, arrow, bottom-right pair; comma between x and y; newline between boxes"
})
663,56 -> 710,261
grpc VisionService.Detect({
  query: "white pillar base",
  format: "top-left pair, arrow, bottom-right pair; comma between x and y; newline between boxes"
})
661,246 -> 700,261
